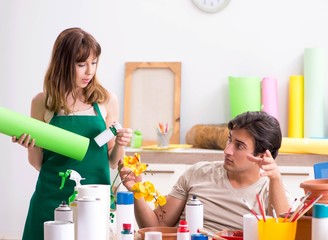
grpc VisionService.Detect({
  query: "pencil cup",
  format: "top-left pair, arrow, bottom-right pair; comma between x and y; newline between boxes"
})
157,132 -> 170,148
258,218 -> 297,240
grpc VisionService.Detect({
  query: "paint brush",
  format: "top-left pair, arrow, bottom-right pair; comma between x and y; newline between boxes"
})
197,228 -> 226,240
242,199 -> 260,221
283,198 -> 297,222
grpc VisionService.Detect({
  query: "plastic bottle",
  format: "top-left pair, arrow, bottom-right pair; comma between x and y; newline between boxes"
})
177,219 -> 190,240
54,201 -> 73,222
130,130 -> 143,148
191,233 -> 208,240
116,191 -> 135,235
312,203 -> 328,240
120,223 -> 134,240
186,195 -> 204,235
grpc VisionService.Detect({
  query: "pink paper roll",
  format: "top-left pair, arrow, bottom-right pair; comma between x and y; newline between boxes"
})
261,77 -> 279,120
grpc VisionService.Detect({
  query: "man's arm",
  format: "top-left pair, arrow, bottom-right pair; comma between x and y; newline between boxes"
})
120,166 -> 186,228
248,150 -> 290,216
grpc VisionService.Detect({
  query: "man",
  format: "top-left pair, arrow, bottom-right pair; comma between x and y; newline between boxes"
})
120,111 -> 291,232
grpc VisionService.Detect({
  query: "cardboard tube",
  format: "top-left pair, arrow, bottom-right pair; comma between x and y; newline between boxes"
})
280,137 -> 328,155
228,76 -> 261,118
0,106 -> 89,161
288,76 -> 304,138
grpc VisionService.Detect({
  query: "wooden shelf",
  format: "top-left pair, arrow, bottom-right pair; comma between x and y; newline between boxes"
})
125,147 -> 328,167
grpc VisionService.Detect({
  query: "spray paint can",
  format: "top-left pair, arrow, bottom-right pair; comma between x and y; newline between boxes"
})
54,201 -> 73,222
186,195 -> 203,235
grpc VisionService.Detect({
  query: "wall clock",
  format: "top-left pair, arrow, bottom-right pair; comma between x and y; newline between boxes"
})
192,0 -> 231,13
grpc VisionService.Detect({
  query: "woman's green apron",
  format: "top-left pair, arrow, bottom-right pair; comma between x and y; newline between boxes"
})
22,103 -> 110,240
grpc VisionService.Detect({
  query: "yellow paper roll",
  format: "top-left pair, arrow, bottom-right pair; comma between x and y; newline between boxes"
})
288,76 -> 304,138
280,137 -> 328,155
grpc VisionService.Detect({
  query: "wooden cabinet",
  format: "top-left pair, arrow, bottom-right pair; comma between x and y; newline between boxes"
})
279,166 -> 314,200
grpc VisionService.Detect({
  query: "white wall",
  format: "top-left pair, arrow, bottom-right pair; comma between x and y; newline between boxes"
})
0,0 -> 327,238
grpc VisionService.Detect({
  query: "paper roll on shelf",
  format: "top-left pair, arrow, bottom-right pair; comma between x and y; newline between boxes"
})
0,106 -> 89,161
261,77 -> 279,121
280,137 -> 328,155
288,76 -> 304,138
228,76 -> 261,118
304,48 -> 327,138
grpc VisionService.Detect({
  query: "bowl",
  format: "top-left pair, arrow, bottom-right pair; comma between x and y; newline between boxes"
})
300,179 -> 328,201
216,230 -> 243,240
138,227 -> 178,240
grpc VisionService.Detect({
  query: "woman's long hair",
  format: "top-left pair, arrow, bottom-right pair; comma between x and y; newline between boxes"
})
44,27 -> 109,114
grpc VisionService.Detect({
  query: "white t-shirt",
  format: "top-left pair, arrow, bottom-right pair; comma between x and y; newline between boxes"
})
169,161 -> 292,232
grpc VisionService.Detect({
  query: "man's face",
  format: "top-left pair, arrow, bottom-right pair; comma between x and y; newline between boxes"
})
223,128 -> 258,174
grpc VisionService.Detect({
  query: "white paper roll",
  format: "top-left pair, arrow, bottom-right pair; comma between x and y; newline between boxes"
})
243,213 -> 272,240
77,197 -> 106,240
243,213 -> 260,240
44,221 -> 74,240
77,185 -> 110,240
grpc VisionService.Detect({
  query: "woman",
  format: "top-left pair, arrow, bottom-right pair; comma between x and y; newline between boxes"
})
13,27 -> 132,240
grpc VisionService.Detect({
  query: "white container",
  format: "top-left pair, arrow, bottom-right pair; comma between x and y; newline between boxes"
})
116,191 -> 135,235
312,203 -> 328,240
120,223 -> 134,240
185,195 -> 203,235
54,201 -> 73,222
177,219 -> 190,240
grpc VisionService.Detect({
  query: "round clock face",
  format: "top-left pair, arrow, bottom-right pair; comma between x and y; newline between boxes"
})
192,0 -> 231,13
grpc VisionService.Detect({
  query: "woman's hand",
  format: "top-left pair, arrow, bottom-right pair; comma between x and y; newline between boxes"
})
12,134 -> 35,149
115,128 -> 132,146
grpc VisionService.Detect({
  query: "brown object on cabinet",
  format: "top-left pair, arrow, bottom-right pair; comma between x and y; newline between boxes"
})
185,124 -> 229,150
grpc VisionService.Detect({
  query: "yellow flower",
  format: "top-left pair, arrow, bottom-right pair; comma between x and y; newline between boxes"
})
123,153 -> 148,176
111,153 -> 166,209
131,181 -> 166,208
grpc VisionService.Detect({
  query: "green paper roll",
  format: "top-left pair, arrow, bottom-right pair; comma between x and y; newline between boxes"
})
0,106 -> 89,161
228,76 -> 261,118
304,48 -> 327,138
280,137 -> 328,155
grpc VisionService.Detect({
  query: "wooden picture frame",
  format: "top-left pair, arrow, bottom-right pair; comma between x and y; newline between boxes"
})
124,62 -> 181,146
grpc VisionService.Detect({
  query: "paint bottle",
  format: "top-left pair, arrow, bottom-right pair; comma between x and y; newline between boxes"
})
312,203 -> 328,240
191,233 -> 208,240
116,191 -> 135,235
130,130 -> 143,148
54,201 -> 73,222
177,219 -> 190,240
186,195 -> 203,235
120,223 -> 134,240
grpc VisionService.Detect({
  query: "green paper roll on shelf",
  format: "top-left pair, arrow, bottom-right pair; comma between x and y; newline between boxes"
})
304,48 -> 327,138
0,106 -> 89,161
228,76 -> 261,118
280,137 -> 328,155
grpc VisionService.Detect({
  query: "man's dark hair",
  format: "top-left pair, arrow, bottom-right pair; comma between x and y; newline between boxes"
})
228,111 -> 282,159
